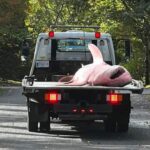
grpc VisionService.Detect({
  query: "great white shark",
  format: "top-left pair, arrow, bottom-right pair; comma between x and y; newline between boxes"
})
59,44 -> 132,86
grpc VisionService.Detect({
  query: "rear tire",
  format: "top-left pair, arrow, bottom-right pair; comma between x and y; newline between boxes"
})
40,121 -> 50,132
27,99 -> 39,132
104,116 -> 116,132
117,113 -> 130,132
117,122 -> 129,132
27,116 -> 38,132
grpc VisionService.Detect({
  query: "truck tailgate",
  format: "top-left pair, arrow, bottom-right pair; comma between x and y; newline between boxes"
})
22,79 -> 143,94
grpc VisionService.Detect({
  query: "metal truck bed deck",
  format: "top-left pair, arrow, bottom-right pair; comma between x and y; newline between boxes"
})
22,80 -> 143,93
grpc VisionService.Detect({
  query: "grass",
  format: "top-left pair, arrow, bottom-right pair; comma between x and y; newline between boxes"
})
0,80 -> 21,95
145,85 -> 150,89
0,80 -> 21,96
0,80 -> 21,86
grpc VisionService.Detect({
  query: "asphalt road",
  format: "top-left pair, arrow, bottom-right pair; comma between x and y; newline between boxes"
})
0,87 -> 150,150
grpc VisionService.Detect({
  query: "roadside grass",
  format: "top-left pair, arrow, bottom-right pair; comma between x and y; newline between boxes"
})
0,80 -> 21,95
0,80 -> 21,86
145,85 -> 150,89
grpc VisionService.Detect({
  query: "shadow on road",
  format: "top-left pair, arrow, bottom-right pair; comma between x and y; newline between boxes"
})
46,122 -> 150,144
0,87 -> 150,149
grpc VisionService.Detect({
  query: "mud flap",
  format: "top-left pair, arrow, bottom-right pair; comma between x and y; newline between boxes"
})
27,99 -> 49,122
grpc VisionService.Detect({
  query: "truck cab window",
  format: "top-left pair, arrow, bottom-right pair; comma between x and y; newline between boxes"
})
37,38 -> 51,60
99,39 -> 111,63
56,39 -> 92,52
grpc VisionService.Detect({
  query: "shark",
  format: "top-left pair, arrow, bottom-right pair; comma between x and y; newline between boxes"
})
59,44 -> 132,86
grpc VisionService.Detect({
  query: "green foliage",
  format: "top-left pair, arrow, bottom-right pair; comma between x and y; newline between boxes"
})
119,0 -> 150,84
86,0 -> 150,82
0,26 -> 30,80
123,39 -> 145,81
0,1 -> 31,80
0,0 -> 149,83
25,0 -> 92,36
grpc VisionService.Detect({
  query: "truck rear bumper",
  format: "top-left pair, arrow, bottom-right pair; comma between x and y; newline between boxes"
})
51,104 -> 112,120
59,114 -> 108,120
53,104 -> 112,113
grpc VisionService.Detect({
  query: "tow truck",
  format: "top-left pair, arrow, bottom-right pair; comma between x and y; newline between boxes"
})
22,25 -> 143,132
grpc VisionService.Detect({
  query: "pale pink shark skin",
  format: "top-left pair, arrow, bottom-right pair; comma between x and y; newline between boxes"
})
62,44 -> 105,85
63,44 -> 132,86
90,65 -> 132,86
64,63 -> 98,85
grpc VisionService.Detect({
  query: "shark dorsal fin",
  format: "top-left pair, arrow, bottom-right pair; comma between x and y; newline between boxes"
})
88,44 -> 104,64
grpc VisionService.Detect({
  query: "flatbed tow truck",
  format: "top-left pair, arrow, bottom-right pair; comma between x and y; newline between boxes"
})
22,25 -> 143,133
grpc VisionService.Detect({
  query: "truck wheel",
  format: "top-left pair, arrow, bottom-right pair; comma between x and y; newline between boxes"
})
104,118 -> 116,132
117,122 -> 129,132
40,121 -> 50,132
27,99 -> 38,132
27,116 -> 38,132
117,113 -> 130,132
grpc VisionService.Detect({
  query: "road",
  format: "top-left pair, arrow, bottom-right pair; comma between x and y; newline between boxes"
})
0,87 -> 150,150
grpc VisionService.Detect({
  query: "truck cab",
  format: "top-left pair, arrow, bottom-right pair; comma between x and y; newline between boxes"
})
30,30 -> 115,81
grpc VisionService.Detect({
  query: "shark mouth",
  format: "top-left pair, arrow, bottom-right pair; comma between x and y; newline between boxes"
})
110,67 -> 125,79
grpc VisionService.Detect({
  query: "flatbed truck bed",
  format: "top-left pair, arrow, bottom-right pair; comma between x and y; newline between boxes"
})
22,80 -> 143,93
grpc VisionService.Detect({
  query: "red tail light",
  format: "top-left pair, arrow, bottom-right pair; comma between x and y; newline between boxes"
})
89,109 -> 94,113
45,91 -> 61,104
107,93 -> 123,105
95,32 -> 101,38
81,109 -> 86,113
72,109 -> 77,113
49,31 -> 54,38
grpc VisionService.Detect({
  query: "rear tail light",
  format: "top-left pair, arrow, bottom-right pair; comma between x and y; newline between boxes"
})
72,109 -> 77,113
49,31 -> 54,38
81,109 -> 86,113
95,32 -> 101,38
89,109 -> 94,113
45,91 -> 61,104
107,93 -> 123,105
72,108 -> 94,113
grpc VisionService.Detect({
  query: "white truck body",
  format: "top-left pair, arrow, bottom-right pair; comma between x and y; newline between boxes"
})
30,31 -> 115,75
22,28 -> 143,133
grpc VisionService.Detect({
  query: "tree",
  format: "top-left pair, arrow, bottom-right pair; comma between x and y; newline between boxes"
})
113,0 -> 150,84
87,0 -> 150,84
25,0 -> 92,35
1,0 -> 148,82
0,0 -> 29,80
